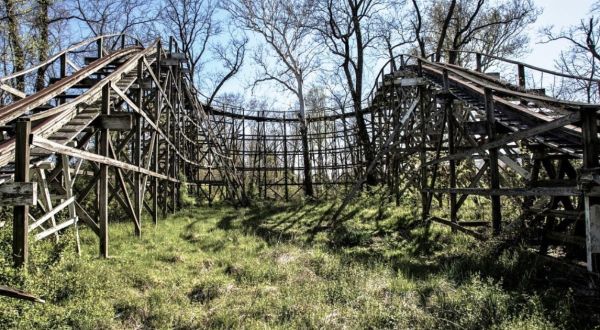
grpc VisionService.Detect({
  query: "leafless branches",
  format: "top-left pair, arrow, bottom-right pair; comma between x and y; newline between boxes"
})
541,2 -> 600,103
224,0 -> 321,196
69,0 -> 159,39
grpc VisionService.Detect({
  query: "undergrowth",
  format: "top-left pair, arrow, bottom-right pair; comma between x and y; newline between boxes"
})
0,192 -> 596,329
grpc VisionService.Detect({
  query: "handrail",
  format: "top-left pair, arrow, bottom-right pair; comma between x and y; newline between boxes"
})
364,52 -> 600,110
423,59 -> 599,109
444,49 -> 600,84
0,33 -> 141,83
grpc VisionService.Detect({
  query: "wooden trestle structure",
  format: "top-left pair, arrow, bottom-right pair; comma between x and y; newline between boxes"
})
0,36 -> 600,277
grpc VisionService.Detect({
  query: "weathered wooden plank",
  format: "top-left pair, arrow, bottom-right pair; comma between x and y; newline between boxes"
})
0,285 -> 45,303
31,136 -> 175,181
0,182 -> 37,206
99,83 -> 110,258
430,216 -> 487,241
95,113 -> 134,130
426,112 -> 581,166
29,196 -> 75,231
425,187 -> 580,196
74,202 -> 100,236
35,218 -> 77,241
0,83 -> 26,99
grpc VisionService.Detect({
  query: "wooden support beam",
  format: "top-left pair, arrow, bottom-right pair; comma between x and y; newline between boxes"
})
581,108 -> 600,272
134,57 -> 143,237
62,155 -> 80,254
0,182 -> 37,206
95,113 -> 134,130
485,88 -> 502,235
446,99 -> 457,227
13,119 -> 31,267
429,216 -> 486,241
99,83 -> 110,258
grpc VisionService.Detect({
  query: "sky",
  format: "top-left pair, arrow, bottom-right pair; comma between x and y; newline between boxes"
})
214,0 -> 597,110
525,0 -> 594,68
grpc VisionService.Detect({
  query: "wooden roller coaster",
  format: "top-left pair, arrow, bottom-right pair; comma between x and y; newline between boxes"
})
0,35 -> 599,290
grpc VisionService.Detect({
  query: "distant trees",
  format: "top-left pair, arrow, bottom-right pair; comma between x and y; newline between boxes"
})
0,0 -> 73,94
224,0 -> 321,197
2,0 -> 26,90
160,0 -> 247,105
69,0 -> 158,39
410,0 -> 540,66
317,0 -> 386,186
541,2 -> 600,103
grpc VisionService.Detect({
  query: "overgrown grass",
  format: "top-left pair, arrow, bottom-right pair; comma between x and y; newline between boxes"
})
0,194 -> 597,329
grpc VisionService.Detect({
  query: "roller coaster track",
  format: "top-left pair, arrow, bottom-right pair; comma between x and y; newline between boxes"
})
0,35 -> 599,283
0,35 -> 246,269
356,52 -> 600,273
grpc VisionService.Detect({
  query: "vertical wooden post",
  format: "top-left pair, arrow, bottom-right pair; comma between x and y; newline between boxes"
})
262,117 -> 267,199
476,53 -> 482,73
97,37 -> 104,59
13,118 -> 31,267
581,108 -> 600,272
99,83 -> 110,257
134,58 -> 143,237
59,54 -> 67,104
242,108 -> 246,190
153,40 -> 161,223
517,64 -> 526,89
165,94 -> 172,214
485,88 -> 502,235
517,64 -> 528,106
418,85 -> 428,221
447,100 -> 457,227
62,153 -> 80,254
283,114 -> 289,201
59,53 -> 67,78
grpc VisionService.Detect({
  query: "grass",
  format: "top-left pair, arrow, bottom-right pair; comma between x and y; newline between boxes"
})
0,193 -> 597,329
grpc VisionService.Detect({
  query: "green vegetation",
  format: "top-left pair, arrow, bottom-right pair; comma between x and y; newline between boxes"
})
0,193 -> 596,329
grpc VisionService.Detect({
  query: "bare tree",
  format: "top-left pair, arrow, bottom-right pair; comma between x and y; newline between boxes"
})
34,0 -> 48,91
161,0 -> 247,106
2,0 -> 26,91
224,0 -> 321,197
206,31 -> 248,106
69,0 -> 158,39
318,0 -> 384,186
541,2 -> 600,103
411,0 -> 426,57
434,0 -> 456,62
161,0 -> 219,84
410,0 -> 539,66
374,0 -> 415,67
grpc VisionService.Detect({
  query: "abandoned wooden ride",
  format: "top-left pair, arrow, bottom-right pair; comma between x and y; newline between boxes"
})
0,35 -> 599,302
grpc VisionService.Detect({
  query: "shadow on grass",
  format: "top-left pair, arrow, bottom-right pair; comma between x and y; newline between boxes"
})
221,200 -> 447,280
220,201 -> 599,324
170,201 -> 600,328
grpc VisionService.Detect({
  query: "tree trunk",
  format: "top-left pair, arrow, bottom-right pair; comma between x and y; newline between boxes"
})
351,3 -> 376,186
435,0 -> 457,62
298,82 -> 314,197
4,0 -> 25,95
35,0 -> 50,91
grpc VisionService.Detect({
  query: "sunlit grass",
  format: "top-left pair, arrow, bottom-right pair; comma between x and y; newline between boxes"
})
0,194 -> 593,329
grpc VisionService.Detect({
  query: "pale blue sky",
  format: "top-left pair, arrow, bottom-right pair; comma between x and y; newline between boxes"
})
215,0 -> 597,109
525,0 -> 594,68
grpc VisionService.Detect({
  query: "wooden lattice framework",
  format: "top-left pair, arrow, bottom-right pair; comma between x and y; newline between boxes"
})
0,36 -> 599,278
